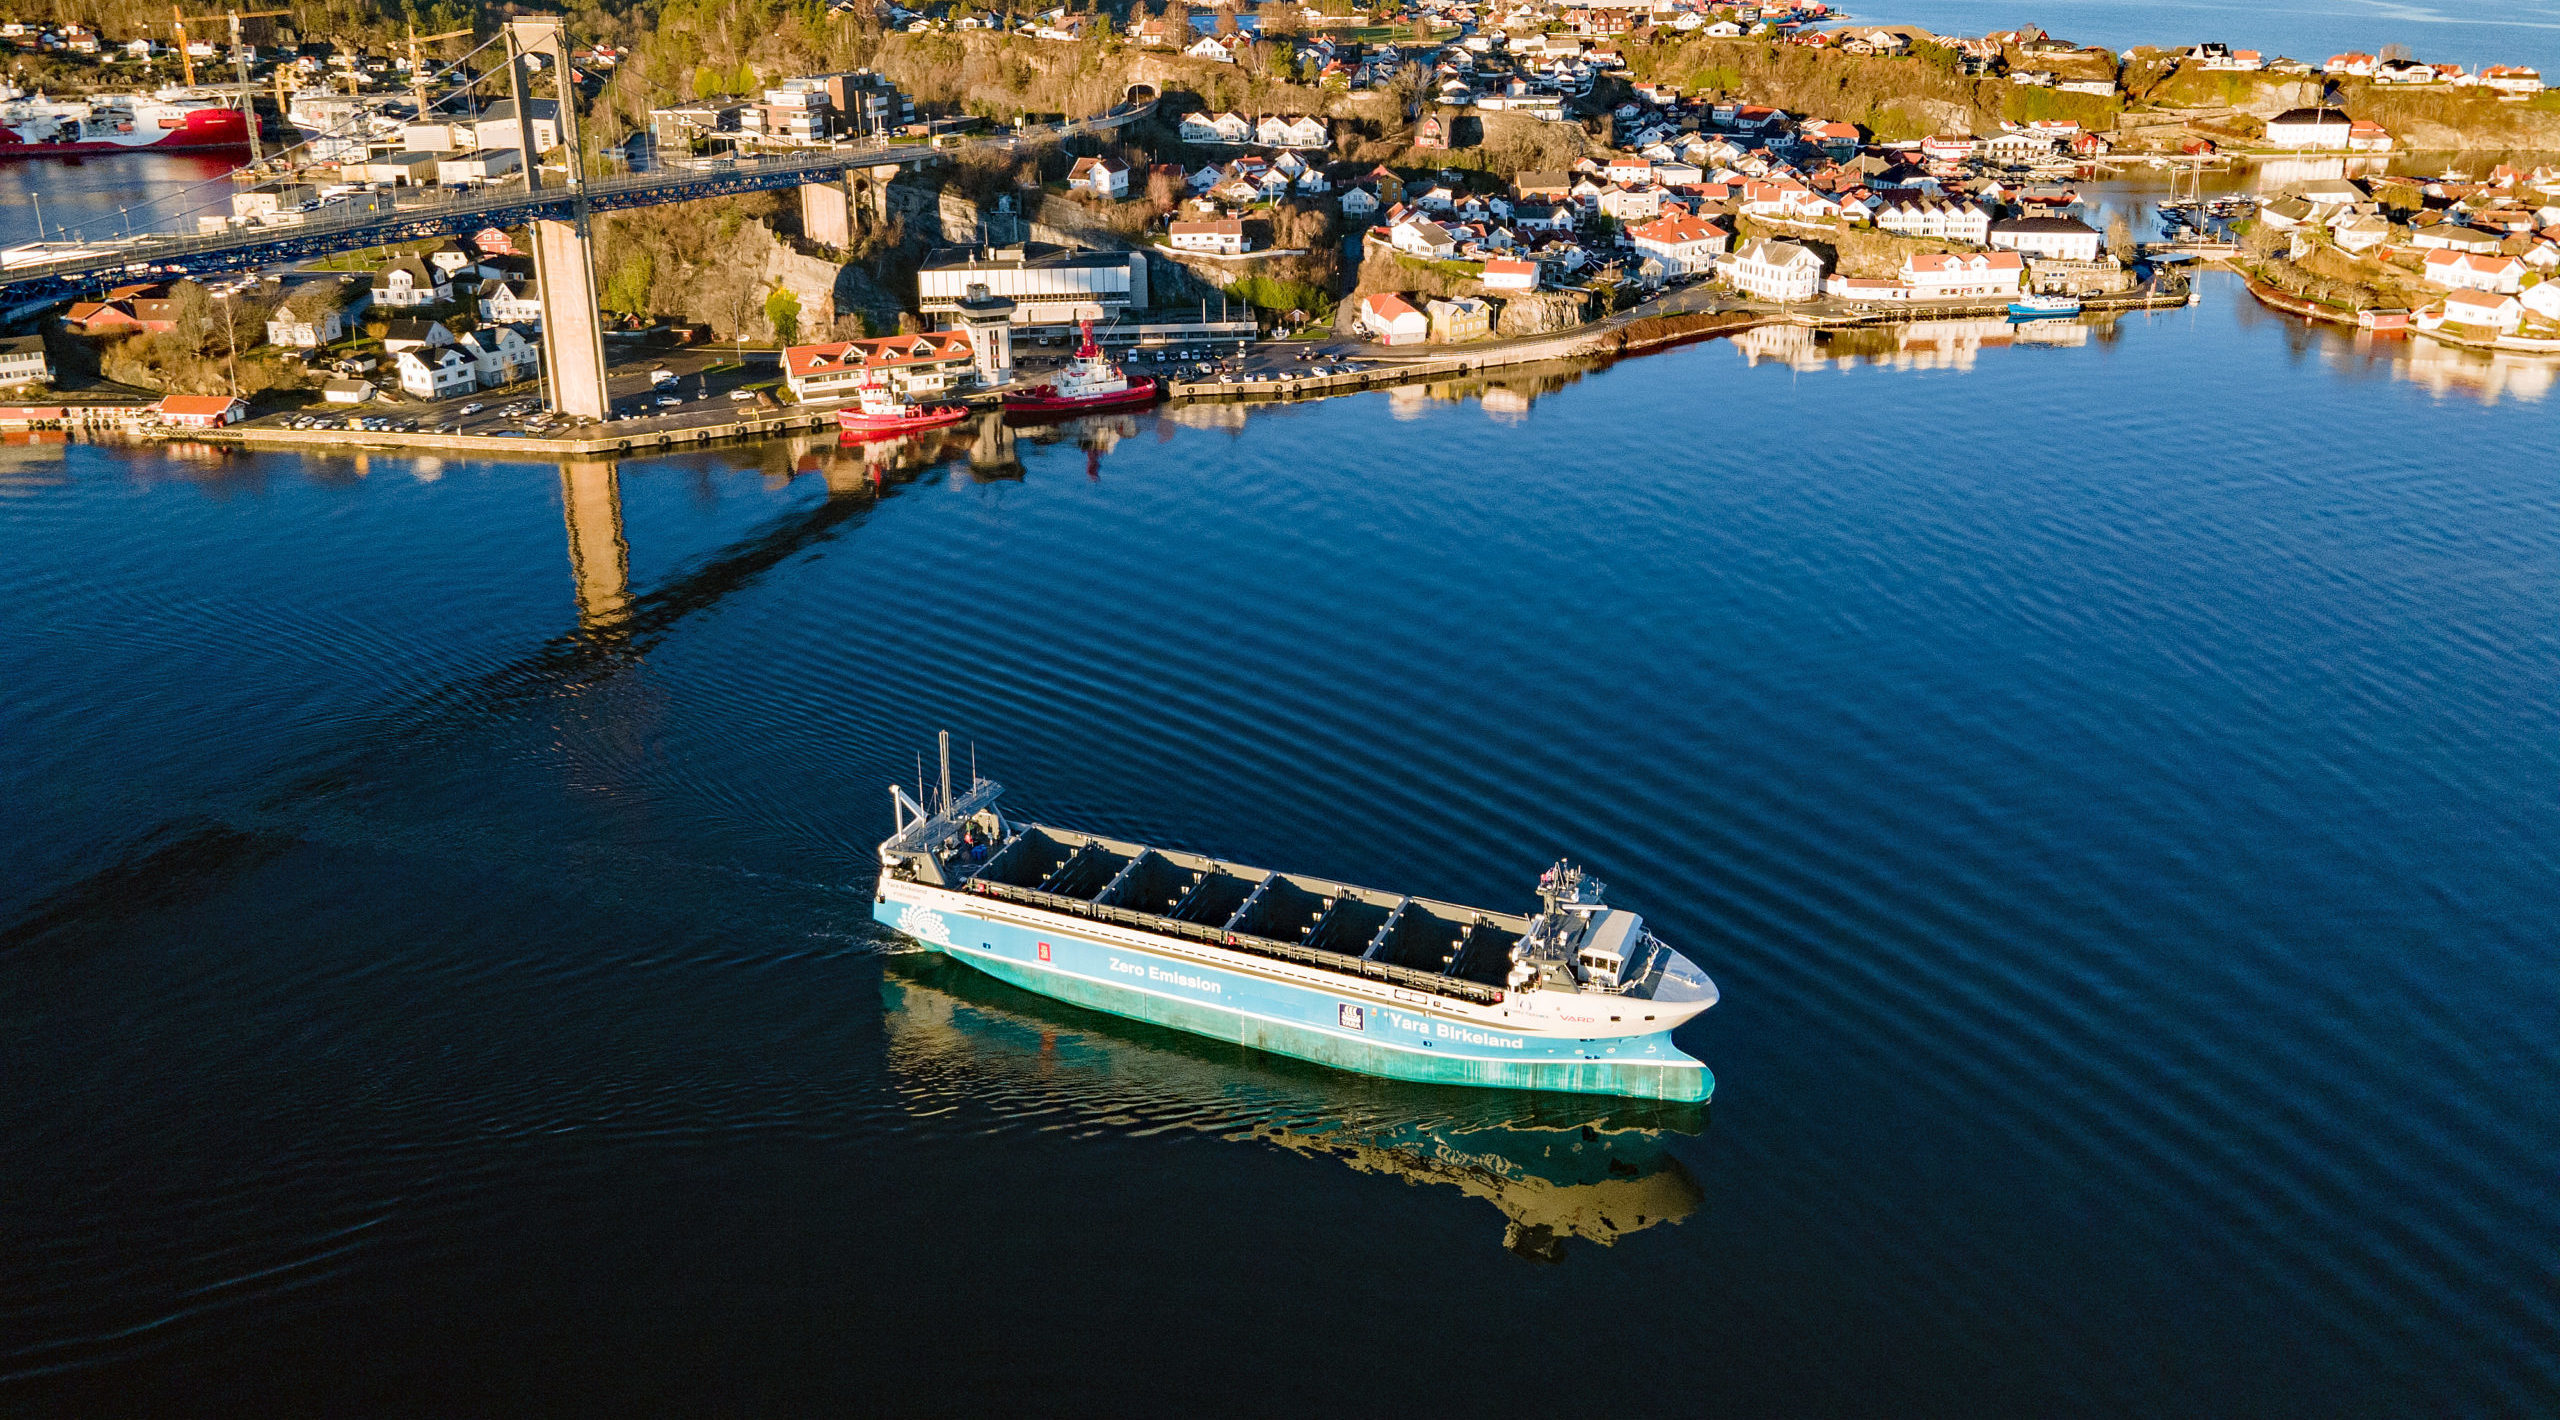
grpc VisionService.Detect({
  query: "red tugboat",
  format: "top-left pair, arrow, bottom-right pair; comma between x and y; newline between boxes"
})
1001,318 -> 1161,419
836,376 -> 969,436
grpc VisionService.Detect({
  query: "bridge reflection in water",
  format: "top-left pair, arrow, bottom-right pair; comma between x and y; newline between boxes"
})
560,459 -> 631,630
880,952 -> 1708,1261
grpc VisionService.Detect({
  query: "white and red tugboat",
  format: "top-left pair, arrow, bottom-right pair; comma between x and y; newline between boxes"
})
1001,318 -> 1160,419
0,90 -> 250,157
836,376 -> 968,436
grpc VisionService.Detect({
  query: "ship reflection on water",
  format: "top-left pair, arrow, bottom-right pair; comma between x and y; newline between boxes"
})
880,952 -> 1707,1262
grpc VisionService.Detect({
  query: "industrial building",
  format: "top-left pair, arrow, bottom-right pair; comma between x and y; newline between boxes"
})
918,244 -> 1147,333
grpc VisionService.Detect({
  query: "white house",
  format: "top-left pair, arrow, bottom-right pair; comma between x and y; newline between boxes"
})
1339,186 -> 1380,218
2410,225 -> 2505,254
477,280 -> 544,324
2519,281 -> 2560,325
1168,218 -> 1248,254
2266,107 -> 2354,150
1390,217 -> 1459,258
1185,34 -> 1238,62
265,306 -> 346,348
2422,249 -> 2527,293
424,241 -> 484,281
1902,250 -> 2026,298
1988,216 -> 2103,261
1068,155 -> 1130,199
2424,289 -> 2523,333
1356,291 -> 1428,345
453,325 -> 540,387
1721,239 -> 1824,302
1876,195 -> 1992,243
1627,212 -> 1729,275
371,256 -> 451,309
1979,131 -> 2054,164
0,333 -> 49,387
1597,185 -> 1662,221
396,346 -> 479,400
1481,258 -> 1539,291
379,319 -> 455,355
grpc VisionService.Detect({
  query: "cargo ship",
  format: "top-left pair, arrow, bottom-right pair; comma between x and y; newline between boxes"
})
873,738 -> 1719,1102
0,91 -> 251,156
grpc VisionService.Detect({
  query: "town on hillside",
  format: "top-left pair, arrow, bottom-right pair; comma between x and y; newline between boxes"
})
2,3 -> 2553,432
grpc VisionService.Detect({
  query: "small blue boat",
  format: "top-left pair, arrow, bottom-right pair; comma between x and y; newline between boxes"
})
2010,293 -> 2083,319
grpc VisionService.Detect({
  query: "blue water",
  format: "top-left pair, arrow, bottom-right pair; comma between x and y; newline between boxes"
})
1855,0 -> 2560,74
4,278 -> 2558,1416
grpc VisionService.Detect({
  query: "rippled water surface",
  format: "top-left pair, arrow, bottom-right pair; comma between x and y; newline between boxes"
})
5,280 -> 2557,1417
1851,0 -> 2560,74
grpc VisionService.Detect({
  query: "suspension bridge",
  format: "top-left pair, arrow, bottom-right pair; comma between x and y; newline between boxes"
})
0,16 -> 1153,421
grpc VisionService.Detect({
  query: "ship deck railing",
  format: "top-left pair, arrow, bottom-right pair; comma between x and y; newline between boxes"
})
960,875 -> 1510,1007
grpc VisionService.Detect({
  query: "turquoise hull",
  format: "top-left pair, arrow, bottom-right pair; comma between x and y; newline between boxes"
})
878,894 -> 1713,1103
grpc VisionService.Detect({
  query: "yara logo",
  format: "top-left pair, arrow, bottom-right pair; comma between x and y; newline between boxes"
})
896,903 -> 955,948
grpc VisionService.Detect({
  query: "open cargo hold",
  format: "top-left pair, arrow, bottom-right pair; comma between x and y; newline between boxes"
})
960,822 -> 1515,1005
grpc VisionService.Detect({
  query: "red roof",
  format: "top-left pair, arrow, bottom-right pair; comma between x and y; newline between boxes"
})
1359,292 -> 1420,320
784,333 -> 972,378
1629,214 -> 1728,245
155,395 -> 241,416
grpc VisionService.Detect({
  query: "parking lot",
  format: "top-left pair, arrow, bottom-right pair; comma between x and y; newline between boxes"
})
247,346 -> 781,438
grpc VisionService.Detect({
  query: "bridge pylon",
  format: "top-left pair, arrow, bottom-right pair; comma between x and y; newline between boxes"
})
506,17 -> 612,423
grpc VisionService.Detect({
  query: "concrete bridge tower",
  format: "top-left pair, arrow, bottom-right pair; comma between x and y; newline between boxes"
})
505,17 -> 612,422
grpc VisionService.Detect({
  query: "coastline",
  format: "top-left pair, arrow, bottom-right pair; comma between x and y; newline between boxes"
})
2231,263 -> 2560,355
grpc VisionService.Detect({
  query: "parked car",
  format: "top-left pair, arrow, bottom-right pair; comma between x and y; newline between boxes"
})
460,402 -> 483,415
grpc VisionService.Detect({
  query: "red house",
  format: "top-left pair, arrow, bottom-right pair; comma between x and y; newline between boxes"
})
154,394 -> 248,427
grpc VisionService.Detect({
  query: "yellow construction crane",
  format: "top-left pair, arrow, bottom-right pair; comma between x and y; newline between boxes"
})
405,23 -> 472,130
160,8 -> 287,163
162,7 -> 287,89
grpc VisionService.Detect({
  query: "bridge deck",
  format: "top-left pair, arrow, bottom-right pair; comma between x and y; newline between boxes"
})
0,101 -> 1153,301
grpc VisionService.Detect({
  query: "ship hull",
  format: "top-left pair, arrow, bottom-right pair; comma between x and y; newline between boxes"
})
836,405 -> 966,433
876,883 -> 1713,1102
1000,377 -> 1161,418
0,106 -> 250,158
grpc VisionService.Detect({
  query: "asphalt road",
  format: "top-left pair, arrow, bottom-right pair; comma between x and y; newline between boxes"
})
243,345 -> 782,435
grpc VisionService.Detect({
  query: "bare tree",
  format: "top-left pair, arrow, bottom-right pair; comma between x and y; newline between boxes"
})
2106,213 -> 2134,261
